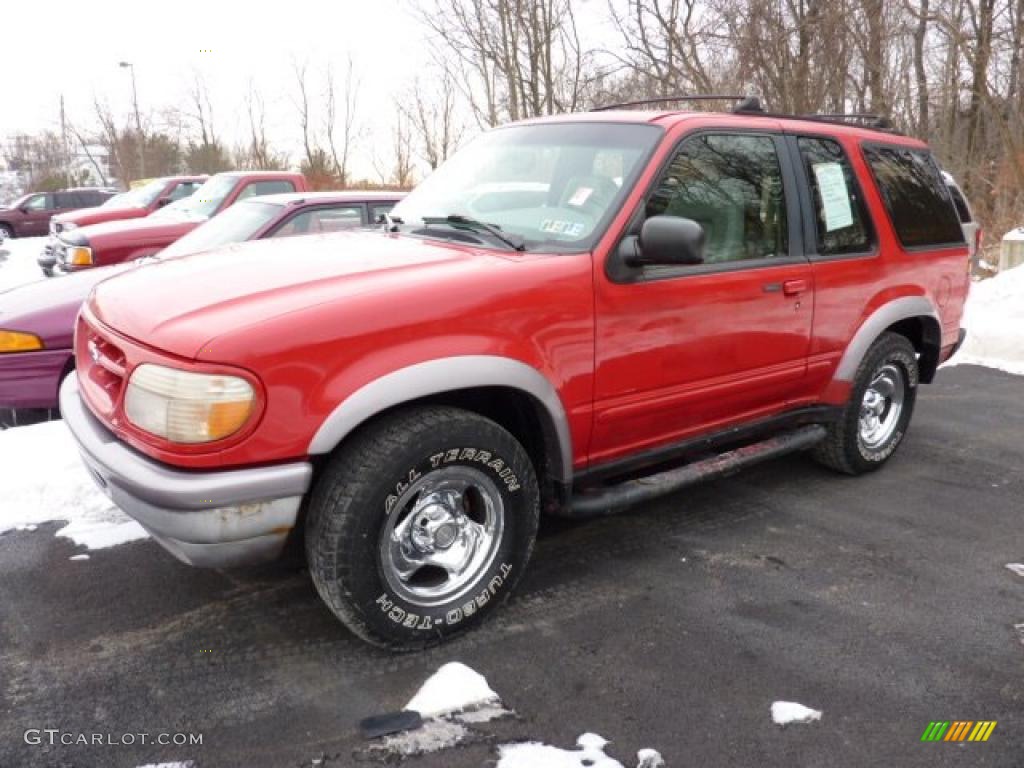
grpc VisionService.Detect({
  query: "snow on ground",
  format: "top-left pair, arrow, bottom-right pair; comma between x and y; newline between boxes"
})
498,733 -> 626,768
369,662 -> 664,766
1006,563 -> 1024,578
406,661 -> 501,717
770,701 -> 823,725
0,236 -> 49,294
948,266 -> 1024,375
0,420 -> 148,550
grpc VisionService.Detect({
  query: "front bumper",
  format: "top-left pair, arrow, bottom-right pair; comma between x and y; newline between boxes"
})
60,373 -> 313,567
0,349 -> 71,409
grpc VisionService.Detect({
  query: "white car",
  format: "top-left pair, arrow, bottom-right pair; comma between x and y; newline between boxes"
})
942,171 -> 981,270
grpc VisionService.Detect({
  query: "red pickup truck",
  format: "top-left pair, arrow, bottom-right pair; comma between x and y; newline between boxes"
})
45,171 -> 307,273
62,101 -> 969,649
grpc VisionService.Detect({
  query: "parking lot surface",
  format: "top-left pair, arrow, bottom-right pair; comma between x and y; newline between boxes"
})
1,364 -> 1021,767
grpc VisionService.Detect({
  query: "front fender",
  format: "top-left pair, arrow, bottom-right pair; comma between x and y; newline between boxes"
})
307,355 -> 574,484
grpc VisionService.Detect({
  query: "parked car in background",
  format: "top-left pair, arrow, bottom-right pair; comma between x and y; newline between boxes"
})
942,171 -> 982,272
50,176 -> 207,236
40,171 -> 309,274
0,190 -> 401,428
0,188 -> 117,240
38,176 -> 208,275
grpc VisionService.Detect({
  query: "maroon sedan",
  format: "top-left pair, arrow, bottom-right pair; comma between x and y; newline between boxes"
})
0,190 -> 402,428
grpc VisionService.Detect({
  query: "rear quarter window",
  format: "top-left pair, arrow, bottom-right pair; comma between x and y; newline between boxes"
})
862,145 -> 964,248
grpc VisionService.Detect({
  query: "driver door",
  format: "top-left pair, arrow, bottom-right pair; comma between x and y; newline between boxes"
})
589,130 -> 814,466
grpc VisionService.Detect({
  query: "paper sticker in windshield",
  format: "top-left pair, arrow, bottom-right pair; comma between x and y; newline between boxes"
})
567,186 -> 594,207
812,162 -> 855,232
541,219 -> 585,237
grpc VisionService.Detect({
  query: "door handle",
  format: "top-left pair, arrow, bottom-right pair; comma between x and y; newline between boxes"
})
782,279 -> 809,296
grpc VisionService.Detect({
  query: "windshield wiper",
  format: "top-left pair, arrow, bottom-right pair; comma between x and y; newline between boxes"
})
421,215 -> 526,251
382,212 -> 403,232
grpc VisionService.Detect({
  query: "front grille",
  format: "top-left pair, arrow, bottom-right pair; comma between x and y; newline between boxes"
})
76,315 -> 127,418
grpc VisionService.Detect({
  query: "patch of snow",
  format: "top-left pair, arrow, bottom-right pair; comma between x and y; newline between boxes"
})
0,236 -> 49,293
453,702 -> 511,723
771,701 -> 822,725
0,420 -> 149,550
374,718 -> 468,756
406,661 -> 500,717
946,266 -> 1024,375
636,748 -> 666,768
1005,563 -> 1024,578
69,554 -> 90,561
497,733 -> 627,768
135,763 -> 195,768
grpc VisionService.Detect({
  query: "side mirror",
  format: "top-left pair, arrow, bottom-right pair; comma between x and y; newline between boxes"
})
155,196 -> 172,208
623,216 -> 705,267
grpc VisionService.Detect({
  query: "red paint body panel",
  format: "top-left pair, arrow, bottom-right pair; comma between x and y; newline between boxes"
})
74,111 -> 969,479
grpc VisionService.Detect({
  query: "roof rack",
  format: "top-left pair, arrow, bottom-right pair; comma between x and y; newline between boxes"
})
592,94 -> 765,114
798,113 -> 897,131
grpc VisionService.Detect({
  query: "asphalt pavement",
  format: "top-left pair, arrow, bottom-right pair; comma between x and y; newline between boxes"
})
1,364 -> 1021,768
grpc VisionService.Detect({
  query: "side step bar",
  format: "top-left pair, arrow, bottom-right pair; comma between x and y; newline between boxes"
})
569,425 -> 827,518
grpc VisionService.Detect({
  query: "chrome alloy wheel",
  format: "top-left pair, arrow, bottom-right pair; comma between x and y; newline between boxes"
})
858,363 -> 905,449
380,466 -> 505,607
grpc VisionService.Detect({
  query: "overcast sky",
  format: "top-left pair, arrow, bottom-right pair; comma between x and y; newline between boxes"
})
4,0 -> 615,179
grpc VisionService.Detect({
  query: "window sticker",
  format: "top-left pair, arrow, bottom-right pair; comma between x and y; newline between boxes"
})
540,219 -> 585,237
567,186 -> 593,207
812,162 -> 854,232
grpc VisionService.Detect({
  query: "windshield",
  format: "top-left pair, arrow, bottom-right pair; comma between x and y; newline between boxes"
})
103,179 -> 165,208
153,175 -> 237,222
157,200 -> 282,259
390,122 -> 661,251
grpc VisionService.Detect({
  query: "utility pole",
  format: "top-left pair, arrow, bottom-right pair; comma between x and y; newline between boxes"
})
119,61 -> 145,179
60,94 -> 71,186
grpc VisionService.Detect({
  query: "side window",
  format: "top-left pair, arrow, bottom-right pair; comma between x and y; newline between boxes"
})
646,133 -> 789,264
862,145 -> 964,248
169,182 -> 201,202
271,206 -> 365,238
238,180 -> 296,201
55,192 -> 80,209
24,194 -> 51,211
369,203 -> 396,224
797,137 -> 872,255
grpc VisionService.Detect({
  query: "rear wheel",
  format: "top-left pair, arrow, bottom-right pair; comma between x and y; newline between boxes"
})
306,406 -> 539,649
813,332 -> 918,475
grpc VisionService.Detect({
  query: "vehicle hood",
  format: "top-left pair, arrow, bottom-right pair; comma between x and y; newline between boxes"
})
88,231 -> 496,359
70,215 -> 200,247
0,264 -> 133,347
56,206 -> 148,228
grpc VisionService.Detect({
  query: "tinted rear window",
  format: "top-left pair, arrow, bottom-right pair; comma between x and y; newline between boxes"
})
863,145 -> 964,248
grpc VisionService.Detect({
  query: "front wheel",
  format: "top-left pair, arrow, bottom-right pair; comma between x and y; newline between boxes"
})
0,224 -> 13,242
813,332 -> 919,475
306,406 -> 540,649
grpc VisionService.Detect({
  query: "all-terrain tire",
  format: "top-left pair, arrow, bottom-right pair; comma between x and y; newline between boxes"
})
813,332 -> 919,475
306,406 -> 540,650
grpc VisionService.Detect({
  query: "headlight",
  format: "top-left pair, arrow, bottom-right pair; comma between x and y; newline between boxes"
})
66,245 -> 93,266
0,330 -> 44,353
60,222 -> 78,233
124,364 -> 256,443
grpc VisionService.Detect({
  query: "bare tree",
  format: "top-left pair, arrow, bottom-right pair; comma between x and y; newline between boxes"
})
324,58 -> 360,187
401,68 -> 464,170
419,0 -> 593,126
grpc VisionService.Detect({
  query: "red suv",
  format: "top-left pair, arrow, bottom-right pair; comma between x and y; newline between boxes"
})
62,100 -> 969,649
